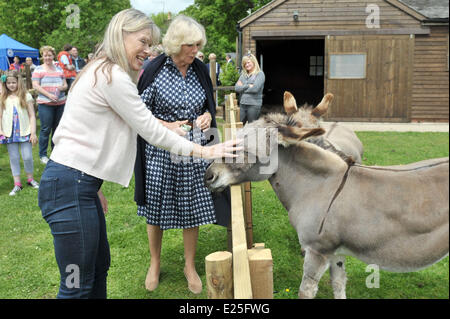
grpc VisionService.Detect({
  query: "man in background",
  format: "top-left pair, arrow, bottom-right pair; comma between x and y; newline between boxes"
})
70,47 -> 86,74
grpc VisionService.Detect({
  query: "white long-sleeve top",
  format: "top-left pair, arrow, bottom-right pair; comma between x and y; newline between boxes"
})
50,59 -> 193,187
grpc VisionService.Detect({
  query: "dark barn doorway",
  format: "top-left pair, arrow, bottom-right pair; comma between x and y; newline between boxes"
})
256,39 -> 325,112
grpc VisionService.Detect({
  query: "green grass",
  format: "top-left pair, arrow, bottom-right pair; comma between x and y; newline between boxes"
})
356,131 -> 450,166
0,126 -> 448,299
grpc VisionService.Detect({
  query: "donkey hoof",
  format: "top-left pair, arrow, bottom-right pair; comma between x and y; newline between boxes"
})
300,248 -> 306,257
298,290 -> 314,299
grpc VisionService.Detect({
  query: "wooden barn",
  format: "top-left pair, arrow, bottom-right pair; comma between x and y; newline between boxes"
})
237,0 -> 449,122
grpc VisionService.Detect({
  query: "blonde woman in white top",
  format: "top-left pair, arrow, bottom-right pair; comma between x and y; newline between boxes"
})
38,9 -> 240,299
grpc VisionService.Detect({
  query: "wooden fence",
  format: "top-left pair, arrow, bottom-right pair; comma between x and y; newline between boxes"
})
205,93 -> 273,299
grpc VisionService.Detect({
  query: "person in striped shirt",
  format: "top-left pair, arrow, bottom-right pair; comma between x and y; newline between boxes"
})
32,46 -> 68,164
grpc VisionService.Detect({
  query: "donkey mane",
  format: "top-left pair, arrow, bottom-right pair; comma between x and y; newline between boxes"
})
262,113 -> 355,165
306,136 -> 356,166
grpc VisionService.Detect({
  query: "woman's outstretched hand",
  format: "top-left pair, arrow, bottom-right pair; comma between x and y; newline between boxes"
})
192,139 -> 243,160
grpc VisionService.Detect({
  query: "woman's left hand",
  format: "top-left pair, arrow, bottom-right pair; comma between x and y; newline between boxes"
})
98,190 -> 108,214
30,134 -> 38,146
195,112 -> 212,131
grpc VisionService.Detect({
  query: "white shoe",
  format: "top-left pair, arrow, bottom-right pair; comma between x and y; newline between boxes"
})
27,180 -> 39,189
40,157 -> 49,165
9,185 -> 22,196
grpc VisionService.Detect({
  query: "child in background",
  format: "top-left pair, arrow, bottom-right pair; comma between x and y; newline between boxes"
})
0,71 -> 39,196
9,56 -> 21,71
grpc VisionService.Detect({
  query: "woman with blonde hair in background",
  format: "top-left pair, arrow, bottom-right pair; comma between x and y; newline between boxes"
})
38,9 -> 240,299
235,53 -> 265,124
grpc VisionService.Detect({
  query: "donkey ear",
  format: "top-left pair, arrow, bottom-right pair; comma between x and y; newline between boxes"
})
277,126 -> 325,147
283,91 -> 298,115
311,93 -> 334,117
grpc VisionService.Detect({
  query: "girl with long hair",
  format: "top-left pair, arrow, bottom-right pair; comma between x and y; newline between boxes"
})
0,71 -> 39,195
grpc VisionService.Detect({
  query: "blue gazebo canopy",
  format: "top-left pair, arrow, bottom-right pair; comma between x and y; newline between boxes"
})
0,34 -> 39,70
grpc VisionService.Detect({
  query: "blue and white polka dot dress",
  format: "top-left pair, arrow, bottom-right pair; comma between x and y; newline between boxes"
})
137,57 -> 216,229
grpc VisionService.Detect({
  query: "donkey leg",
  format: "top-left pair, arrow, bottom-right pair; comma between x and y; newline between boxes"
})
298,248 -> 329,299
329,256 -> 347,299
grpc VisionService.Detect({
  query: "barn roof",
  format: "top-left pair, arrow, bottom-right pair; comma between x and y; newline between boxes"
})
238,0 -> 286,28
238,0 -> 449,27
398,0 -> 449,20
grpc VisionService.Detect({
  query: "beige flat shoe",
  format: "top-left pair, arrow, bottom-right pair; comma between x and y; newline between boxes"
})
184,268 -> 202,294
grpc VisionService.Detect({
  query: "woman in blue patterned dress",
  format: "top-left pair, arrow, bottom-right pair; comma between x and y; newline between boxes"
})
135,15 -> 225,294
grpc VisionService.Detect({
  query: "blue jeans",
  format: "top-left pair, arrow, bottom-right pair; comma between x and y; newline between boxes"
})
38,160 -> 110,299
38,104 -> 65,158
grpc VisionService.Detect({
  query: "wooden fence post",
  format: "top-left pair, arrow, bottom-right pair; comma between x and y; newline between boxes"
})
205,251 -> 233,299
209,55 -> 217,104
248,243 -> 273,299
243,182 -> 253,249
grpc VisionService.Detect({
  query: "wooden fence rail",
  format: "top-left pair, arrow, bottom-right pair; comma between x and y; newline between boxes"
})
205,92 -> 273,299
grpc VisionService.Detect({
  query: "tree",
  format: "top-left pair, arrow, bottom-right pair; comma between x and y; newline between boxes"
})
220,62 -> 240,87
217,61 -> 240,104
150,12 -> 173,38
180,0 -> 272,65
0,0 -> 130,58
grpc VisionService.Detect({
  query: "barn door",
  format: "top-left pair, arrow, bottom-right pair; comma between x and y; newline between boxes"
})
325,35 -> 413,122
